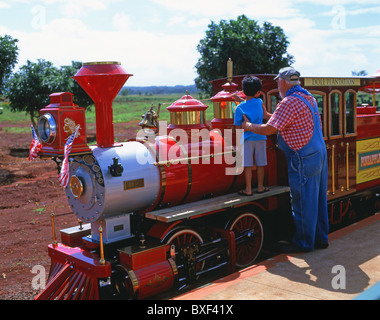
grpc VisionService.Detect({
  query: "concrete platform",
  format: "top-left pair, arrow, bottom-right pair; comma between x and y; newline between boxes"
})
174,212 -> 380,300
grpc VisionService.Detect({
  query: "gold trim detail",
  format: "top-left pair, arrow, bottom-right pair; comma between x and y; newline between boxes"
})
99,226 -> 105,265
69,175 -> 84,198
63,118 -> 81,140
168,258 -> 178,280
157,164 -> 167,206
304,77 -> 361,87
50,213 -> 57,248
154,151 -> 234,166
213,101 -> 237,119
127,269 -> 139,294
82,61 -> 120,65
170,111 -> 206,125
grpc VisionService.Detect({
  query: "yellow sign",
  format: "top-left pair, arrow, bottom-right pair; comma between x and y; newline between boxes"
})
356,137 -> 380,184
304,78 -> 361,87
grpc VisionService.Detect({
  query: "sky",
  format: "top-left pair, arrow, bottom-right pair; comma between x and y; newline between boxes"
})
0,0 -> 380,86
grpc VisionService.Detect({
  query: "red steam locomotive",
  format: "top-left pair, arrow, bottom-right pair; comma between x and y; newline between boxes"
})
33,61 -> 380,300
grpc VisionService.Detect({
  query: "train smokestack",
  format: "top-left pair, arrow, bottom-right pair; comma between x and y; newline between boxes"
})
73,62 -> 132,148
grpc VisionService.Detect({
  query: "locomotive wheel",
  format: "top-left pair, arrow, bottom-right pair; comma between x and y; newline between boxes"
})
164,228 -> 204,249
163,227 -> 205,281
227,212 -> 264,268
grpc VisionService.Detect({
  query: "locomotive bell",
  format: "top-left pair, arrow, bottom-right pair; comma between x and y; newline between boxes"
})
139,104 -> 160,133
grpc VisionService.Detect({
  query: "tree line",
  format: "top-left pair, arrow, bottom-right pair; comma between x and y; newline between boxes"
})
120,85 -> 198,96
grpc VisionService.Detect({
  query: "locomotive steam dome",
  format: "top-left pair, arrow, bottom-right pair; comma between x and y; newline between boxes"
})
167,93 -> 209,131
211,81 -> 242,130
210,58 -> 245,131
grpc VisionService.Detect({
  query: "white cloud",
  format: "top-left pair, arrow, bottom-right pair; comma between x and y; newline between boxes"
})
269,17 -> 316,34
288,25 -> 380,77
113,12 -> 132,31
57,0 -> 109,18
167,16 -> 186,27
294,0 -> 380,5
187,18 -> 211,28
346,5 -> 380,15
8,16 -> 200,86
3,0 -> 380,86
153,0 -> 300,19
0,1 -> 10,8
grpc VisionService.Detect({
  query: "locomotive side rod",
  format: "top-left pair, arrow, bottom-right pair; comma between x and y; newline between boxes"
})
172,226 -> 255,291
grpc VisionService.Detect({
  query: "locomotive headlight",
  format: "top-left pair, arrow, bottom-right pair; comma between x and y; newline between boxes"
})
38,113 -> 56,143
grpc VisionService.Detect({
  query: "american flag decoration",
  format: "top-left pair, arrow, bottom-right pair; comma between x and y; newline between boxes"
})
28,125 -> 42,161
59,126 -> 80,188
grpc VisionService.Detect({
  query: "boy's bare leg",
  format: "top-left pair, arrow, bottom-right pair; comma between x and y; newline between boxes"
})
257,166 -> 264,192
244,166 -> 252,194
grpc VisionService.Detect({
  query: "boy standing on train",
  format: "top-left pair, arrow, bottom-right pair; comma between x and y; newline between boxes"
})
234,75 -> 271,196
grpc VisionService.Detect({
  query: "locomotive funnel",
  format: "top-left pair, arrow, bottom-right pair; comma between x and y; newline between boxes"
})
73,62 -> 133,148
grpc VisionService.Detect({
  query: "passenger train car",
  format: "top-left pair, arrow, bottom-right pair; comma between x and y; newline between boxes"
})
32,61 -> 380,300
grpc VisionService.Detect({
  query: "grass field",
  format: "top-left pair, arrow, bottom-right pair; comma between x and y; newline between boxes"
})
0,92 -> 378,133
0,93 -> 215,131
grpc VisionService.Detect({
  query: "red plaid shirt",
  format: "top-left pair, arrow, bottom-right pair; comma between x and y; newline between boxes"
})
267,92 -> 316,151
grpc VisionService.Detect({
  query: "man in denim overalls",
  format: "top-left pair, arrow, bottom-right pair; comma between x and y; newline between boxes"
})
242,67 -> 329,252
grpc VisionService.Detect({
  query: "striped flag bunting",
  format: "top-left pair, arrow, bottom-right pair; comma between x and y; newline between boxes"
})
28,125 -> 42,161
58,126 -> 80,188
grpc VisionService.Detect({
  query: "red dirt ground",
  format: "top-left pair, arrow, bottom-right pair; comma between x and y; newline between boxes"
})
0,120 -> 139,300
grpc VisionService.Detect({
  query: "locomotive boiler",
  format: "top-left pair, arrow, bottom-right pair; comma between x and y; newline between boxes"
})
33,61 -> 380,300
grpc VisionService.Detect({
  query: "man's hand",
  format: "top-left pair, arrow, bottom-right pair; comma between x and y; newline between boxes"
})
241,114 -> 277,135
242,114 -> 251,131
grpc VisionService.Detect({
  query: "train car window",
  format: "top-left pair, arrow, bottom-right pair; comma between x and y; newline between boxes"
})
267,89 -> 281,113
344,90 -> 357,136
311,91 -> 327,138
328,91 -> 342,138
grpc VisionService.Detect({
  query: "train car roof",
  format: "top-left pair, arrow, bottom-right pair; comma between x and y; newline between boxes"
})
211,74 -> 377,95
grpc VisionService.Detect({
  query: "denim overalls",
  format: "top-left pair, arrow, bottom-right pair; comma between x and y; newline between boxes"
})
277,93 -> 329,251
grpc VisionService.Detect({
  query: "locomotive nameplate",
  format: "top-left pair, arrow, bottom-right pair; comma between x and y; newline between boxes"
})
124,178 -> 145,190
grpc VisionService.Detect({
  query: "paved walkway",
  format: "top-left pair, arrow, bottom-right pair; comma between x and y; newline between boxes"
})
174,213 -> 380,300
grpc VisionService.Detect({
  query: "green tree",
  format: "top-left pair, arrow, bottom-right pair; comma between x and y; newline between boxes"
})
0,35 -> 19,95
352,70 -> 368,76
60,61 -> 92,108
195,15 -> 295,95
119,87 -> 129,96
5,59 -> 92,127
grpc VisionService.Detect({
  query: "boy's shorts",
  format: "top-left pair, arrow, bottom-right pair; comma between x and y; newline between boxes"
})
243,140 -> 267,167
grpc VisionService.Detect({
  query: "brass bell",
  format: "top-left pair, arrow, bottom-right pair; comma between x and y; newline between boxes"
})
138,104 -> 160,133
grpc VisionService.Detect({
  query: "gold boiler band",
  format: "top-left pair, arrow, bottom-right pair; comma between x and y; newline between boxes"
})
213,101 -> 237,119
170,110 -> 206,126
82,61 -> 121,65
154,150 -> 235,166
